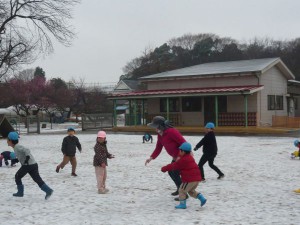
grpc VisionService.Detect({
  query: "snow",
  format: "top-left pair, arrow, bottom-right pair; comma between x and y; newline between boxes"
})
1,133 -> 300,225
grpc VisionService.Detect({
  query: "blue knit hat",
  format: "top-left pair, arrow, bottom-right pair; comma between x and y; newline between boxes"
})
67,127 -> 75,132
179,142 -> 192,152
8,132 -> 19,141
205,122 -> 215,129
294,140 -> 299,147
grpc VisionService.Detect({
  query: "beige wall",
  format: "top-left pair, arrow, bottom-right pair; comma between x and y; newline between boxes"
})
146,74 -> 258,90
259,66 -> 288,125
227,94 -> 257,113
181,112 -> 203,126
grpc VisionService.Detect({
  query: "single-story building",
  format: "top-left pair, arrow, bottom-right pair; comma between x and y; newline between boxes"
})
109,58 -> 298,127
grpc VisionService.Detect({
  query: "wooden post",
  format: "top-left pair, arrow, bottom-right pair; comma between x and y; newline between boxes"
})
215,96 -> 218,127
244,95 -> 248,127
113,100 -> 117,127
166,98 -> 170,121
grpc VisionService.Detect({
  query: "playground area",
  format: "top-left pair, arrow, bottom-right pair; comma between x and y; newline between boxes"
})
0,133 -> 300,224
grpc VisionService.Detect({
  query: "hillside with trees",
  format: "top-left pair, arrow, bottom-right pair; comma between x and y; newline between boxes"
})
121,33 -> 300,81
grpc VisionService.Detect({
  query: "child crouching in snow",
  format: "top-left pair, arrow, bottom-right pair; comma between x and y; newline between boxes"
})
94,131 -> 114,194
291,140 -> 300,159
161,142 -> 207,209
7,132 -> 53,200
0,151 -> 19,167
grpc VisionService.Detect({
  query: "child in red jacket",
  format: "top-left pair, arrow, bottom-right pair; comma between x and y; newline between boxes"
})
161,142 -> 207,209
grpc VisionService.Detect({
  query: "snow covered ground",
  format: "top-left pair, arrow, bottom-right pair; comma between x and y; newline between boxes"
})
1,132 -> 300,225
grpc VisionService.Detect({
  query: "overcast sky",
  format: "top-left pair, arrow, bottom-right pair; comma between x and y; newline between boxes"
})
31,0 -> 300,84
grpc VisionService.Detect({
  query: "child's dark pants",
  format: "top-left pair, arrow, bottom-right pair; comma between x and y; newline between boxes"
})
168,159 -> 182,189
15,163 -> 45,187
198,154 -> 223,179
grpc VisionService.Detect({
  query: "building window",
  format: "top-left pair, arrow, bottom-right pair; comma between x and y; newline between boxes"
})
160,98 -> 179,112
268,95 -> 283,110
182,97 -> 202,112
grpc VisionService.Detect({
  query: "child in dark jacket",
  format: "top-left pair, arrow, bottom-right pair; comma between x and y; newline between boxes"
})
194,122 -> 224,181
7,132 -> 53,200
94,131 -> 114,194
161,142 -> 207,209
56,127 -> 82,176
0,151 -> 19,167
142,133 -> 153,143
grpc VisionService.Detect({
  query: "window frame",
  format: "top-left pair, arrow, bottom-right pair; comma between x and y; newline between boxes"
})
268,95 -> 283,110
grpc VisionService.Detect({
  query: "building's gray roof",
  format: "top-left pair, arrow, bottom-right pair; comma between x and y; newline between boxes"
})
122,80 -> 139,90
140,58 -> 294,80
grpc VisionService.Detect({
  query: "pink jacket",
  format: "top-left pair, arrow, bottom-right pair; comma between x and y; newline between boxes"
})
150,128 -> 186,160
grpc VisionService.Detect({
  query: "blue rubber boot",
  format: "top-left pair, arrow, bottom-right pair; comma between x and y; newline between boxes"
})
197,193 -> 207,207
175,200 -> 186,209
40,184 -> 54,200
13,185 -> 24,197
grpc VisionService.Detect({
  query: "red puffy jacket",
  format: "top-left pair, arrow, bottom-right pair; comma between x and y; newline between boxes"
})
150,128 -> 186,160
161,154 -> 202,183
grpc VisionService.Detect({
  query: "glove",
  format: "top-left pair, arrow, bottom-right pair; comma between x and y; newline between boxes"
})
193,147 -> 198,151
24,156 -> 30,165
161,167 -> 167,173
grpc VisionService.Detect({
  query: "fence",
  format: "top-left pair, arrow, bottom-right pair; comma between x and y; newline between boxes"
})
272,115 -> 300,128
26,116 -> 40,133
81,113 -> 113,130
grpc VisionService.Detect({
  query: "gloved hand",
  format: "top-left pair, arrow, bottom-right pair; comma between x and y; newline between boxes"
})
24,156 -> 30,165
161,166 -> 167,173
193,147 -> 198,151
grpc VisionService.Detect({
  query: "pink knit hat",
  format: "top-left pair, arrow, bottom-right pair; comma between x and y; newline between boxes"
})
97,131 -> 106,138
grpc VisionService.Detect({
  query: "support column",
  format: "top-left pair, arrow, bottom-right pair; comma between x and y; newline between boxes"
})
142,99 -> 145,125
113,100 -> 117,127
244,95 -> 248,127
134,99 -> 137,126
166,98 -> 170,120
129,100 -> 132,125
215,96 -> 218,127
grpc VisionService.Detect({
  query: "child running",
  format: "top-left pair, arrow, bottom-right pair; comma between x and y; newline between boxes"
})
7,132 -> 53,199
194,122 -> 224,181
93,131 -> 114,194
56,127 -> 82,176
161,142 -> 207,209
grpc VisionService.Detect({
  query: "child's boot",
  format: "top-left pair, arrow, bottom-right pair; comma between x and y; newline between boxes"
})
175,200 -> 186,209
197,193 -> 207,206
13,185 -> 24,197
40,184 -> 54,200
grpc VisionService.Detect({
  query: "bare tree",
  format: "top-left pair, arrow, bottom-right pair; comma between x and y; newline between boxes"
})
14,68 -> 35,81
0,0 -> 80,78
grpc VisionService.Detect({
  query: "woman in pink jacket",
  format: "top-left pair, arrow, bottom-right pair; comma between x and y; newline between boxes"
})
145,116 -> 186,199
